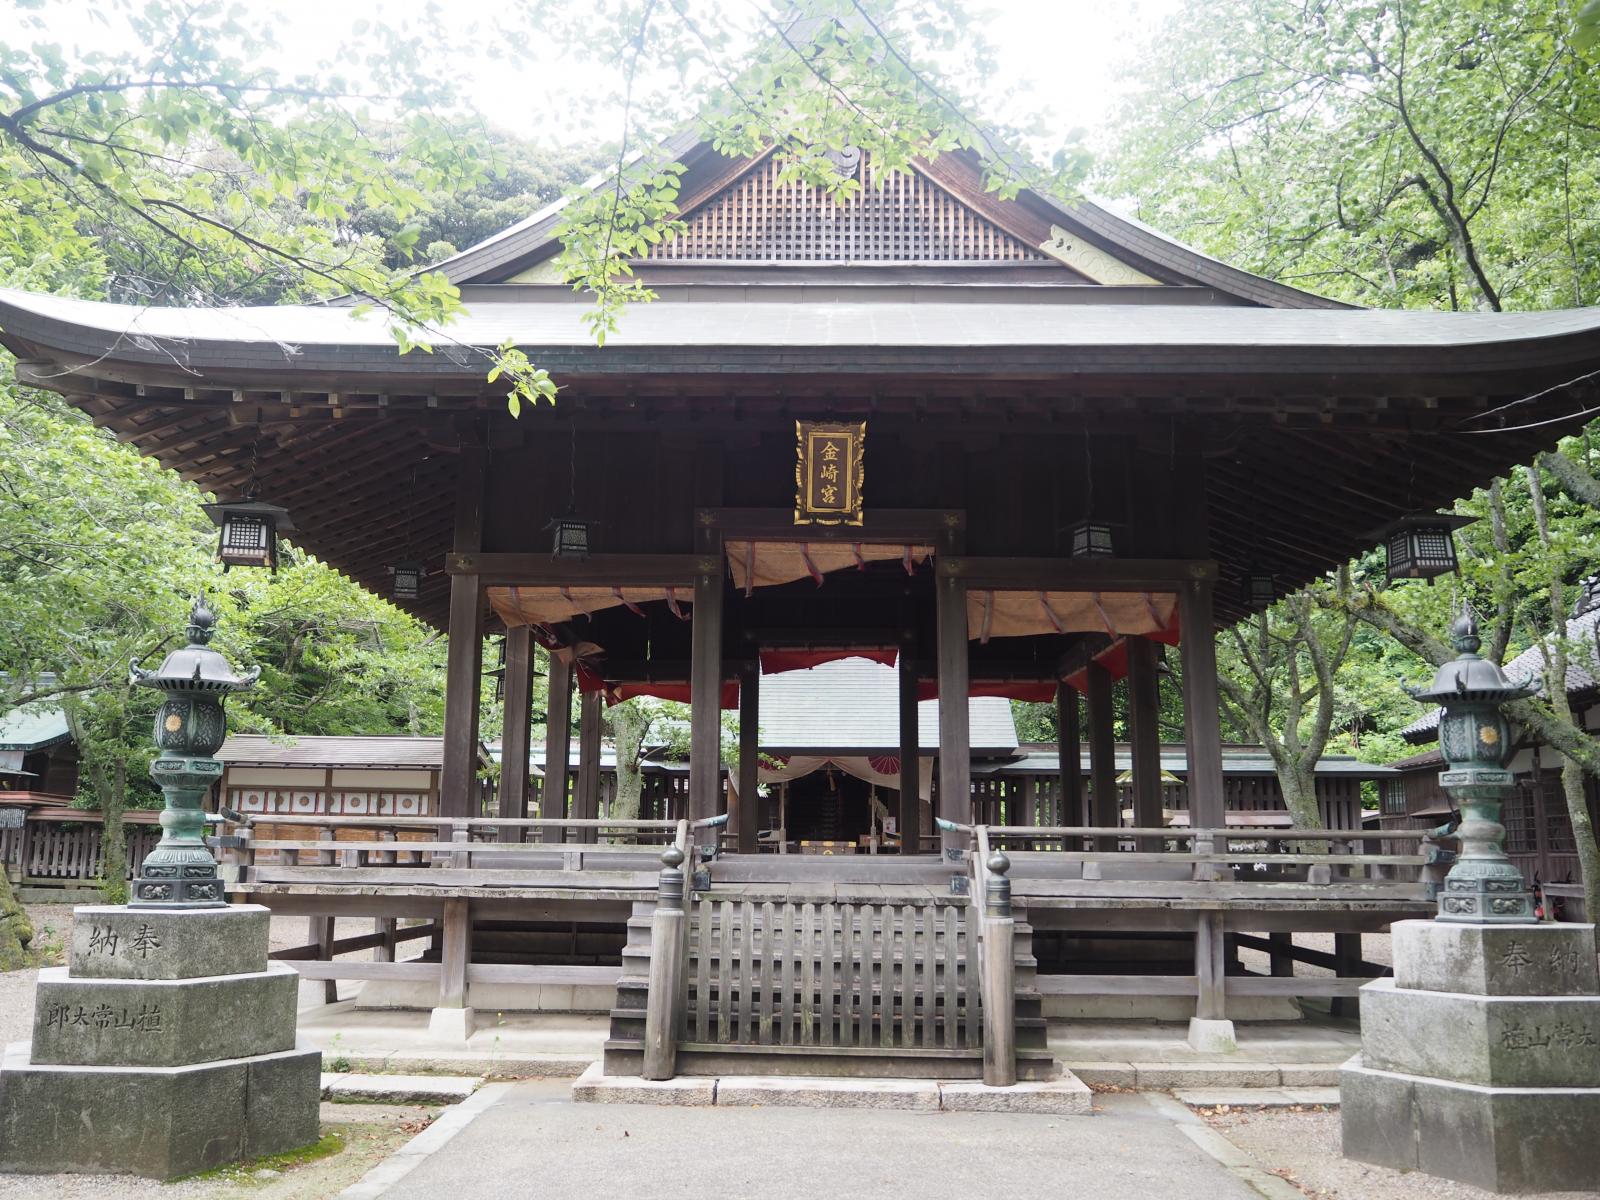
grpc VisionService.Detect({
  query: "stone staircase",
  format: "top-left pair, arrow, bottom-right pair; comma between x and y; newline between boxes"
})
604,892 -> 1056,1080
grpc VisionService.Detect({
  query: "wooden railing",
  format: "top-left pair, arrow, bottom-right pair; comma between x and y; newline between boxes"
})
1,808 -> 162,887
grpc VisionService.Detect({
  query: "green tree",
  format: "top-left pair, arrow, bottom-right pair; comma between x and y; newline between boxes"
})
1104,0 -> 1600,311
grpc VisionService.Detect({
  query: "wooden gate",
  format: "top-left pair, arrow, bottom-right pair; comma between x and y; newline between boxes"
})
681,897 -> 981,1051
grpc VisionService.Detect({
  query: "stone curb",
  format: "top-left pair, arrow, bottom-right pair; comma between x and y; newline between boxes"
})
321,1072 -> 482,1104
570,1065 -> 1093,1115
1174,1086 -> 1341,1109
337,1081 -> 514,1200
1065,1061 -> 1341,1089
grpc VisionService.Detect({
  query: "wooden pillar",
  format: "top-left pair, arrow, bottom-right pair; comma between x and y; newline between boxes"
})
1085,662 -> 1118,844
898,641 -> 921,855
440,447 -> 486,819
1332,932 -> 1362,1017
935,566 -> 970,858
1056,682 -> 1083,827
438,897 -> 470,1009
1269,931 -> 1294,977
575,689 -> 603,845
1179,576 -> 1226,834
542,653 -> 573,844
737,662 -> 759,854
498,625 -> 533,843
1195,910 -> 1226,1020
688,551 -> 725,829
310,915 -> 337,1006
1127,636 -> 1163,845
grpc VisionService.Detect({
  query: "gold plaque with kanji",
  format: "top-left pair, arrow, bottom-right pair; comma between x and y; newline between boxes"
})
794,420 -> 865,526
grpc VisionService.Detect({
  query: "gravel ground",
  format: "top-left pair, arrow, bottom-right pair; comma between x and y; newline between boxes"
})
0,1103 -> 432,1200
1204,1107 -> 1597,1200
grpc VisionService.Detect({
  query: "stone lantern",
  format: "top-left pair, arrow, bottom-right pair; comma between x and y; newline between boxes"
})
1407,610 -> 1536,923
128,598 -> 259,906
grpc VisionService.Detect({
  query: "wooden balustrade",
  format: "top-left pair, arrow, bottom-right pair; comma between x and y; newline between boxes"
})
1,809 -> 162,887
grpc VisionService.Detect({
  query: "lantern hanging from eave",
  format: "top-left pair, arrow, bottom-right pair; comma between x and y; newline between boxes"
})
1375,514 -> 1474,582
201,499 -> 295,572
547,511 -> 596,559
391,562 -> 425,602
1245,571 -> 1276,609
1067,519 -> 1115,559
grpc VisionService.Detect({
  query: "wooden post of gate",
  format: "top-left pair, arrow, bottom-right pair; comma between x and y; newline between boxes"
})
980,850 -> 1016,1087
643,845 -> 688,1080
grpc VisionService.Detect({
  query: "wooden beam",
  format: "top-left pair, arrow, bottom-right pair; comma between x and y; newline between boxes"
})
689,540 -> 725,828
1056,683 -> 1083,826
574,690 -> 603,845
1195,910 -> 1226,1020
1127,636 -> 1163,844
702,507 -> 964,544
1085,662 -> 1118,846
898,639 -> 922,855
445,552 -> 708,587
940,556 -> 1215,592
1179,576 -> 1226,832
935,568 -> 970,859
498,626 -> 533,843
737,662 -> 759,855
440,446 -> 486,820
542,654 -> 573,844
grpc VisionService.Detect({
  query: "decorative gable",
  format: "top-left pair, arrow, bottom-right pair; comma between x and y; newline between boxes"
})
645,151 -> 1050,264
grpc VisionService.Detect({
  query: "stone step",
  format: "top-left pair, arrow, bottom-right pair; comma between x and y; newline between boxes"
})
320,1072 -> 482,1105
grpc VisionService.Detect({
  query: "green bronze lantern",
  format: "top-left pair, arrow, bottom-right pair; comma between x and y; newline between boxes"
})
128,598 -> 259,907
1409,610 -> 1537,923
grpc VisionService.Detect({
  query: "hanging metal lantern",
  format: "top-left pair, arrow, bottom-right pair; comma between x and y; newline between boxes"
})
547,512 -> 595,559
201,499 -> 295,572
391,562 -> 425,602
1245,572 -> 1276,609
1068,519 -> 1115,558
1375,513 -> 1473,582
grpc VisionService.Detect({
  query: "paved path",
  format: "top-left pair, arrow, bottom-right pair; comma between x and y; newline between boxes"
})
379,1080 -> 1262,1200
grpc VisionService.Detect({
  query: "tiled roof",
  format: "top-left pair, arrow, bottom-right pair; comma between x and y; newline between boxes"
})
217,734 -> 484,770
0,702 -> 71,752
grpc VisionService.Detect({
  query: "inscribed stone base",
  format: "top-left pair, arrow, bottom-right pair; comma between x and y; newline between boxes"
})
1341,1055 -> 1600,1194
68,904 -> 270,980
30,962 -> 299,1067
1391,920 -> 1598,997
0,1038 -> 321,1181
1358,977 -> 1600,1088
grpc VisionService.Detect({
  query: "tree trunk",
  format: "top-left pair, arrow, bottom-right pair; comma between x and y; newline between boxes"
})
1558,755 -> 1600,949
1280,766 -> 1328,855
607,702 -> 647,825
99,758 -> 128,905
0,873 -> 33,971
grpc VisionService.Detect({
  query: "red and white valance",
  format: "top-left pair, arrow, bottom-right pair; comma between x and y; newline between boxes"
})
488,584 -> 694,630
966,589 -> 1178,643
726,540 -> 931,594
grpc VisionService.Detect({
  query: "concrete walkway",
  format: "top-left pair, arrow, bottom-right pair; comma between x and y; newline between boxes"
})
372,1079 -> 1276,1200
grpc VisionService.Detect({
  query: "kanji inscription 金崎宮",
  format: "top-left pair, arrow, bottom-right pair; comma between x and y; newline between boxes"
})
794,420 -> 865,526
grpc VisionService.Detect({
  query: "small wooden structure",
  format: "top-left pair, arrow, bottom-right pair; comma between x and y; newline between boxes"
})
6,100 -> 1596,1074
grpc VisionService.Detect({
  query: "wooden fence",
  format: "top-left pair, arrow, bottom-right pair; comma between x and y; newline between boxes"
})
680,896 -> 980,1051
1,808 -> 161,887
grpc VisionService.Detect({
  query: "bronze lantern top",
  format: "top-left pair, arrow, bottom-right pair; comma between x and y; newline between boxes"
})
1408,612 -> 1536,705
129,598 -> 260,695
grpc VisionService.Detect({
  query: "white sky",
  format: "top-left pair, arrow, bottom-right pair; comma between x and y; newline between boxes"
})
34,0 -> 1181,159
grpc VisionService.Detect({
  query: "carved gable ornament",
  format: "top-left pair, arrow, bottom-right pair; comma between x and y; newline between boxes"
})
794,420 -> 865,526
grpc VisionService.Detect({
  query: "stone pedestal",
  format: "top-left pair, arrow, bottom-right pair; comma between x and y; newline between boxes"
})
0,904 -> 320,1180
1342,920 -> 1600,1194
